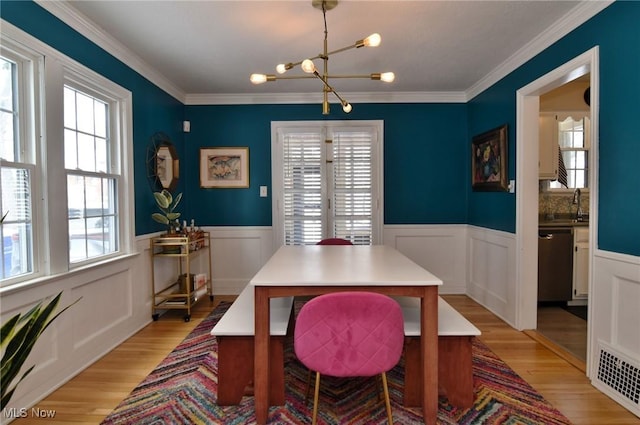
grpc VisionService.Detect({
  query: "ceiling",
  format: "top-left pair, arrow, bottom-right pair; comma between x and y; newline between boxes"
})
51,0 -> 597,102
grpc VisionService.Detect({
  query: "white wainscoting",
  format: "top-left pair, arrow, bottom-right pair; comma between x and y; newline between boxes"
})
383,225 -> 468,294
590,249 -> 640,417
207,226 -> 275,295
0,245 -> 149,415
465,226 -> 517,327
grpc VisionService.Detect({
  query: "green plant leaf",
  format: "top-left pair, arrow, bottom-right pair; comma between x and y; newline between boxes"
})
171,193 -> 182,211
166,212 -> 181,221
153,191 -> 170,209
1,315 -> 20,349
160,189 -> 173,205
151,213 -> 169,225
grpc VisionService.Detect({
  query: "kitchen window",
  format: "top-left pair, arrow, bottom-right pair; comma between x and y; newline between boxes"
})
550,114 -> 590,190
271,121 -> 383,246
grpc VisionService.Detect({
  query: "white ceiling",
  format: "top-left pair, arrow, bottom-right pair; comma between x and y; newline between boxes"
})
46,1 -> 607,103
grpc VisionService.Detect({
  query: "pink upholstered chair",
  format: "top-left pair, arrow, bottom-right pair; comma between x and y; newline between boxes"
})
294,292 -> 404,425
316,238 -> 353,245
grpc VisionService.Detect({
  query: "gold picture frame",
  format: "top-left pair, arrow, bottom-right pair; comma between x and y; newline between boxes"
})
200,147 -> 249,188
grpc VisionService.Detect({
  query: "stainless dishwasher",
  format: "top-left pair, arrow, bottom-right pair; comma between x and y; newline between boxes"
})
538,227 -> 573,302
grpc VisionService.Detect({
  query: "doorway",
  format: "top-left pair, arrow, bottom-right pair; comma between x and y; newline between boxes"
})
515,47 -> 598,377
536,77 -> 591,365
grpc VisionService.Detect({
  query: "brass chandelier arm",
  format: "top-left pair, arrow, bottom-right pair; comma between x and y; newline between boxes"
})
260,74 -> 389,81
250,0 -> 391,114
283,42 -> 365,66
270,75 -> 318,80
310,70 -> 351,113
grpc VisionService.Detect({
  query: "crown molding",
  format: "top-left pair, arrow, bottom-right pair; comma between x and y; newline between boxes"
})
35,0 -> 186,103
185,91 -> 466,106
465,0 -> 613,101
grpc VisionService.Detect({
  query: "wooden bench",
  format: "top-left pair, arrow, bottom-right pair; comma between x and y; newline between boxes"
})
395,296 -> 481,409
210,285 -> 294,406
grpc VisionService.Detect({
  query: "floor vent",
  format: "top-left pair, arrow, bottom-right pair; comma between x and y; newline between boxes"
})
596,342 -> 640,408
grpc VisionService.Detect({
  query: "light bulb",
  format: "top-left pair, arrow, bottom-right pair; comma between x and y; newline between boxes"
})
276,64 -> 287,74
342,102 -> 352,113
363,33 -> 381,47
250,74 -> 267,84
380,72 -> 395,83
301,59 -> 316,74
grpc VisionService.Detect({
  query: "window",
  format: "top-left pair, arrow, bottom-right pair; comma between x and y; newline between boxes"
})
64,85 -> 119,263
272,121 -> 383,246
550,115 -> 590,189
1,49 -> 36,281
0,31 -> 133,287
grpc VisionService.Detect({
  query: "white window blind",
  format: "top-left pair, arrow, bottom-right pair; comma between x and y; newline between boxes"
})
274,121 -> 382,246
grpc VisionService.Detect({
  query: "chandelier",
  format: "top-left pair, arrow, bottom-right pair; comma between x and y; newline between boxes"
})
249,0 -> 395,115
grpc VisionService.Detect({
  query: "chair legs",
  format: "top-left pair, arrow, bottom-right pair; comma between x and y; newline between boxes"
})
312,371 -> 321,425
381,372 -> 393,425
306,370 -> 394,425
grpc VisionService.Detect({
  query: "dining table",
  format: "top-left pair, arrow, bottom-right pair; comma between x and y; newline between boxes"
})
250,244 -> 442,424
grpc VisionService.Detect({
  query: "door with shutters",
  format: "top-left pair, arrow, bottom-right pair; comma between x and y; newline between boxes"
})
271,121 -> 383,246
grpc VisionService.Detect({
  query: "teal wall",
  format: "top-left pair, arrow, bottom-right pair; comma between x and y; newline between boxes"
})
3,1 -> 639,256
466,1 -> 640,255
183,103 -> 468,226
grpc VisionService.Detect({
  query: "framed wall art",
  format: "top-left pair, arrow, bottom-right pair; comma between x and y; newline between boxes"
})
200,147 -> 249,188
471,124 -> 508,191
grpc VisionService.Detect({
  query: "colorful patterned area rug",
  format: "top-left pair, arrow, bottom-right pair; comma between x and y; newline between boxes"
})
101,302 -> 572,424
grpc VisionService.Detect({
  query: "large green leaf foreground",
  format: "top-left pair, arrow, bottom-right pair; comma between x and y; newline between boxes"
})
1,292 -> 80,409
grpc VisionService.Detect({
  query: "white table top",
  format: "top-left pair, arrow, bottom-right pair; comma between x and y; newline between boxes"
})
250,245 -> 443,287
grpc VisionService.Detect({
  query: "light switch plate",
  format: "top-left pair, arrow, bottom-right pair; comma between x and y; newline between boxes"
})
260,186 -> 268,197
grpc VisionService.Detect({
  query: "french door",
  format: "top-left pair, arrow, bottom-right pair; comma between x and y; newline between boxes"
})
271,121 -> 383,246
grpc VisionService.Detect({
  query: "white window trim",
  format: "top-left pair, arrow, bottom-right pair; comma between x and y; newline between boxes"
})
1,21 -> 135,287
270,120 -> 384,248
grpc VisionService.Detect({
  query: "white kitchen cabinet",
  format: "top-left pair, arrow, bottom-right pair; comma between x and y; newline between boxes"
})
573,227 -> 589,300
539,114 -> 559,179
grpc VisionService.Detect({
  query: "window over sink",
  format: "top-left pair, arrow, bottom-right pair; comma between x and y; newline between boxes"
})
549,114 -> 590,190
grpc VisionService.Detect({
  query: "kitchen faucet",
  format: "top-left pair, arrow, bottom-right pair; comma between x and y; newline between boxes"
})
572,188 -> 584,221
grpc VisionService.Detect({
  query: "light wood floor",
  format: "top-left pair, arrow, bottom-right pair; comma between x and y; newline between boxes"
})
10,295 -> 639,425
536,305 -> 588,362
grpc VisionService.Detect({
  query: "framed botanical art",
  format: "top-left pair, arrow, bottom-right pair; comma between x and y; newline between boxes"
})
200,147 -> 249,188
471,124 -> 508,191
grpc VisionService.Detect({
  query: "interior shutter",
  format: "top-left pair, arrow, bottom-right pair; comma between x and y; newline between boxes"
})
282,130 -> 324,245
330,128 -> 373,245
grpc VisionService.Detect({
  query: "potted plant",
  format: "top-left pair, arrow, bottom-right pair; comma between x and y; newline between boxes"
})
151,189 -> 182,234
1,292 -> 80,409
